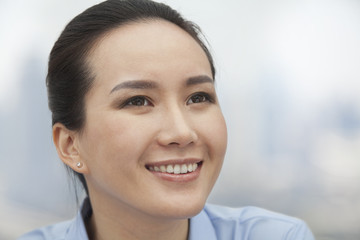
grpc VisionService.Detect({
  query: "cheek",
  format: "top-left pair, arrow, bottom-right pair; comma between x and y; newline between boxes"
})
80,116 -> 153,195
197,109 -> 228,159
80,115 -> 150,169
196,110 -> 227,194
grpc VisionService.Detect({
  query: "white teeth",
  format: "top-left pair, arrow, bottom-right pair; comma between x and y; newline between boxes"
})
166,165 -> 174,173
187,164 -> 193,172
149,163 -> 199,174
173,164 -> 181,174
180,164 -> 187,174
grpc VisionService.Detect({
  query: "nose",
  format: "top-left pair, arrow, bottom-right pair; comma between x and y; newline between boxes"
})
156,105 -> 198,147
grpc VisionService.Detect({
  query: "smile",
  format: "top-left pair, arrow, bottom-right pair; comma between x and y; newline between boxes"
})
145,159 -> 203,182
147,162 -> 199,174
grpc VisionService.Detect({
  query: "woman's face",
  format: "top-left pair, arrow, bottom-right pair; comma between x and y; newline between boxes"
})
76,20 -> 227,219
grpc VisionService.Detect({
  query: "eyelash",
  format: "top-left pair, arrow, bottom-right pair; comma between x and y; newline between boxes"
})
120,92 -> 214,108
187,92 -> 214,105
122,96 -> 152,108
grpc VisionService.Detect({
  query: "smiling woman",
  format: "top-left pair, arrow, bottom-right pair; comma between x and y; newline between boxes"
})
18,0 -> 314,240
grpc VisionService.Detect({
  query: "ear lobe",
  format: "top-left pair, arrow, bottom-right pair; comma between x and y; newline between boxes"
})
52,123 -> 89,174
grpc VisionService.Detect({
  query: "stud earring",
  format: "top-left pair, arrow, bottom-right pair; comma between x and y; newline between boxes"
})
76,162 -> 83,168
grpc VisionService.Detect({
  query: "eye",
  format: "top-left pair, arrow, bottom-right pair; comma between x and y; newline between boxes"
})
187,92 -> 213,105
124,96 -> 152,107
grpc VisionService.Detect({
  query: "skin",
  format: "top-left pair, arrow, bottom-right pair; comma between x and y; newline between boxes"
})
53,20 -> 227,240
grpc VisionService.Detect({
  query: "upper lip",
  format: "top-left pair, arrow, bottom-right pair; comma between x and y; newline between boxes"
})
145,158 -> 202,167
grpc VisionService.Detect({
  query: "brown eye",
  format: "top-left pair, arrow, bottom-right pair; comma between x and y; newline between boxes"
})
187,92 -> 212,105
125,96 -> 151,107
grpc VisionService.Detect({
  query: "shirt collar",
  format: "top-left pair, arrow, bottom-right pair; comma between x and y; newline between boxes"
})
65,197 -> 91,240
65,198 -> 216,240
189,207 -> 217,240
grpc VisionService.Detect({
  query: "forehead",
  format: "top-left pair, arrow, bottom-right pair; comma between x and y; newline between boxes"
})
92,19 -> 201,53
86,19 -> 211,79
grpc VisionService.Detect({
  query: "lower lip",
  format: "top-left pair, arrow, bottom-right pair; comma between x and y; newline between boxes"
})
149,164 -> 202,182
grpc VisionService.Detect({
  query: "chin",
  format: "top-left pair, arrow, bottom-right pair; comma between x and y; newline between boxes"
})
153,195 -> 208,220
153,184 -> 215,219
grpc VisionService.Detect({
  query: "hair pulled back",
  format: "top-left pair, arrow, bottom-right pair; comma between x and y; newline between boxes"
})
47,0 -> 215,195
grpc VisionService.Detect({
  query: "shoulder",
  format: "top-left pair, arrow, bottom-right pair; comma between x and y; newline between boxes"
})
203,204 -> 315,240
203,203 -> 302,224
17,220 -> 72,240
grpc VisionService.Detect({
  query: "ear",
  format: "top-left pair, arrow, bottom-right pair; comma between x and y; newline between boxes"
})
52,123 -> 89,174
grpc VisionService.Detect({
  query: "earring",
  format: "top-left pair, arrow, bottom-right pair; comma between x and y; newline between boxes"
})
76,162 -> 83,168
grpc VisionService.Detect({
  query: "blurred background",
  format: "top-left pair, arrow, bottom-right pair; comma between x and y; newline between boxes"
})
1,0 -> 359,239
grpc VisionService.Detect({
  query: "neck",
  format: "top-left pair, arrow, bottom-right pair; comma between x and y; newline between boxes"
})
86,196 -> 189,240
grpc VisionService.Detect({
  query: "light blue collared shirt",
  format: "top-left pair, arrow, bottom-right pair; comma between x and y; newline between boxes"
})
18,198 -> 315,240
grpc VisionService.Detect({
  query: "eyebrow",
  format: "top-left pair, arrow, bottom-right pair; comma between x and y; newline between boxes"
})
110,75 -> 213,94
186,75 -> 214,86
110,80 -> 158,94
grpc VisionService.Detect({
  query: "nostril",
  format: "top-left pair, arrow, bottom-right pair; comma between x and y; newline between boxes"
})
156,123 -> 197,147
168,140 -> 195,147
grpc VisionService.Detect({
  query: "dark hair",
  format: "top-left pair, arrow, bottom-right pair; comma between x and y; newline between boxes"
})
47,0 -> 215,196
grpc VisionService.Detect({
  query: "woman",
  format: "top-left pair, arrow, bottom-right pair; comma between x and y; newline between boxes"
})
19,0 -> 315,239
